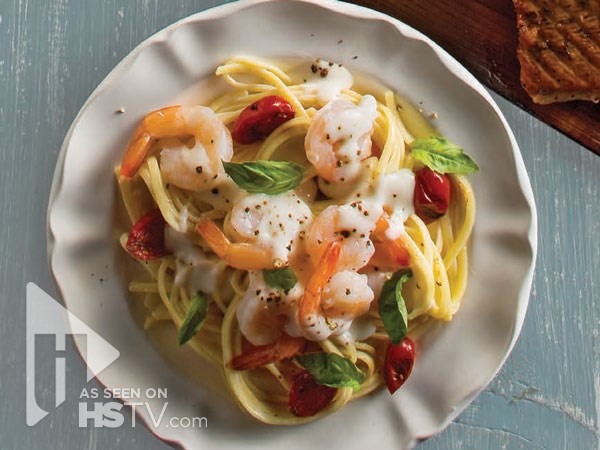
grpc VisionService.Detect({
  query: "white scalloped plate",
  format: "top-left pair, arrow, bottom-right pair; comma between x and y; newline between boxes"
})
47,0 -> 537,448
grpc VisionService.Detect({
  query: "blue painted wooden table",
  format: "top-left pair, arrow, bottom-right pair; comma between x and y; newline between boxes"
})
1,1 -> 598,448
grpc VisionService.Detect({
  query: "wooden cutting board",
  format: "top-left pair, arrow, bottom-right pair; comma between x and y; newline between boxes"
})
349,0 -> 600,156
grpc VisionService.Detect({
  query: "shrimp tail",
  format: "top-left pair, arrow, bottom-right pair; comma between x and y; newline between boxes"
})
373,216 -> 390,237
299,240 -> 341,328
196,218 -> 279,270
120,129 -> 152,178
196,218 -> 230,259
230,334 -> 306,371
119,106 -> 186,179
370,216 -> 410,270
370,241 -> 410,269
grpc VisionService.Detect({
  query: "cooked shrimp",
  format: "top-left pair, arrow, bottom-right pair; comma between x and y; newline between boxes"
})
197,192 -> 312,269
234,242 -> 375,345
305,201 -> 382,272
305,95 -> 377,183
299,241 -> 341,329
368,214 -> 411,271
231,334 -> 306,371
298,241 -> 374,341
306,177 -> 411,274
196,219 -> 275,270
363,268 -> 392,301
357,169 -> 415,271
120,105 -> 233,191
359,216 -> 410,304
321,271 -> 374,318
227,192 -> 313,264
236,270 -> 304,346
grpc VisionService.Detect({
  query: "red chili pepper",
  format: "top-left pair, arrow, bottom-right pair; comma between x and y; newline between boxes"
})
384,337 -> 415,395
126,208 -> 170,260
414,167 -> 451,224
288,370 -> 337,417
232,95 -> 295,144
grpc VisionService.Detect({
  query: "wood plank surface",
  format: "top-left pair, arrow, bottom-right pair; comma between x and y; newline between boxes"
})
350,0 -> 600,156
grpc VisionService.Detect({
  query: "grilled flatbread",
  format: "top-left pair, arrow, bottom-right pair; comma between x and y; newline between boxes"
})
514,0 -> 600,104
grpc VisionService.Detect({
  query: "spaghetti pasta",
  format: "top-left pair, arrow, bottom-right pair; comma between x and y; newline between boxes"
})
116,56 -> 476,424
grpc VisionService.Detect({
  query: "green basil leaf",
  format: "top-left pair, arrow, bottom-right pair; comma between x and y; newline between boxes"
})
378,270 -> 412,345
263,267 -> 297,292
296,353 -> 365,389
223,160 -> 304,195
177,293 -> 209,346
411,137 -> 479,174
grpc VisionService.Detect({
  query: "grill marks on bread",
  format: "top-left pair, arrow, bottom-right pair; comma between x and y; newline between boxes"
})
515,0 -> 600,104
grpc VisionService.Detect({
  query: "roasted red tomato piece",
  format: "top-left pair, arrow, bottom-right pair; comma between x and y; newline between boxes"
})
288,370 -> 337,417
384,337 -> 415,394
232,95 -> 295,144
414,167 -> 451,224
126,208 -> 170,260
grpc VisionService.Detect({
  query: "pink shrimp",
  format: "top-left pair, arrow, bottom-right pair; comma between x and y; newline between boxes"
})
120,105 -> 232,191
305,95 -> 377,183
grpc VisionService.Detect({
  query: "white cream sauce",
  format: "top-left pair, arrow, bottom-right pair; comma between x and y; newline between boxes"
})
229,192 -> 312,263
317,157 -> 376,200
339,315 -> 377,344
196,175 -> 245,213
336,201 -> 383,236
365,269 -> 393,301
359,169 -> 415,240
164,225 -> 220,295
296,59 -> 354,104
